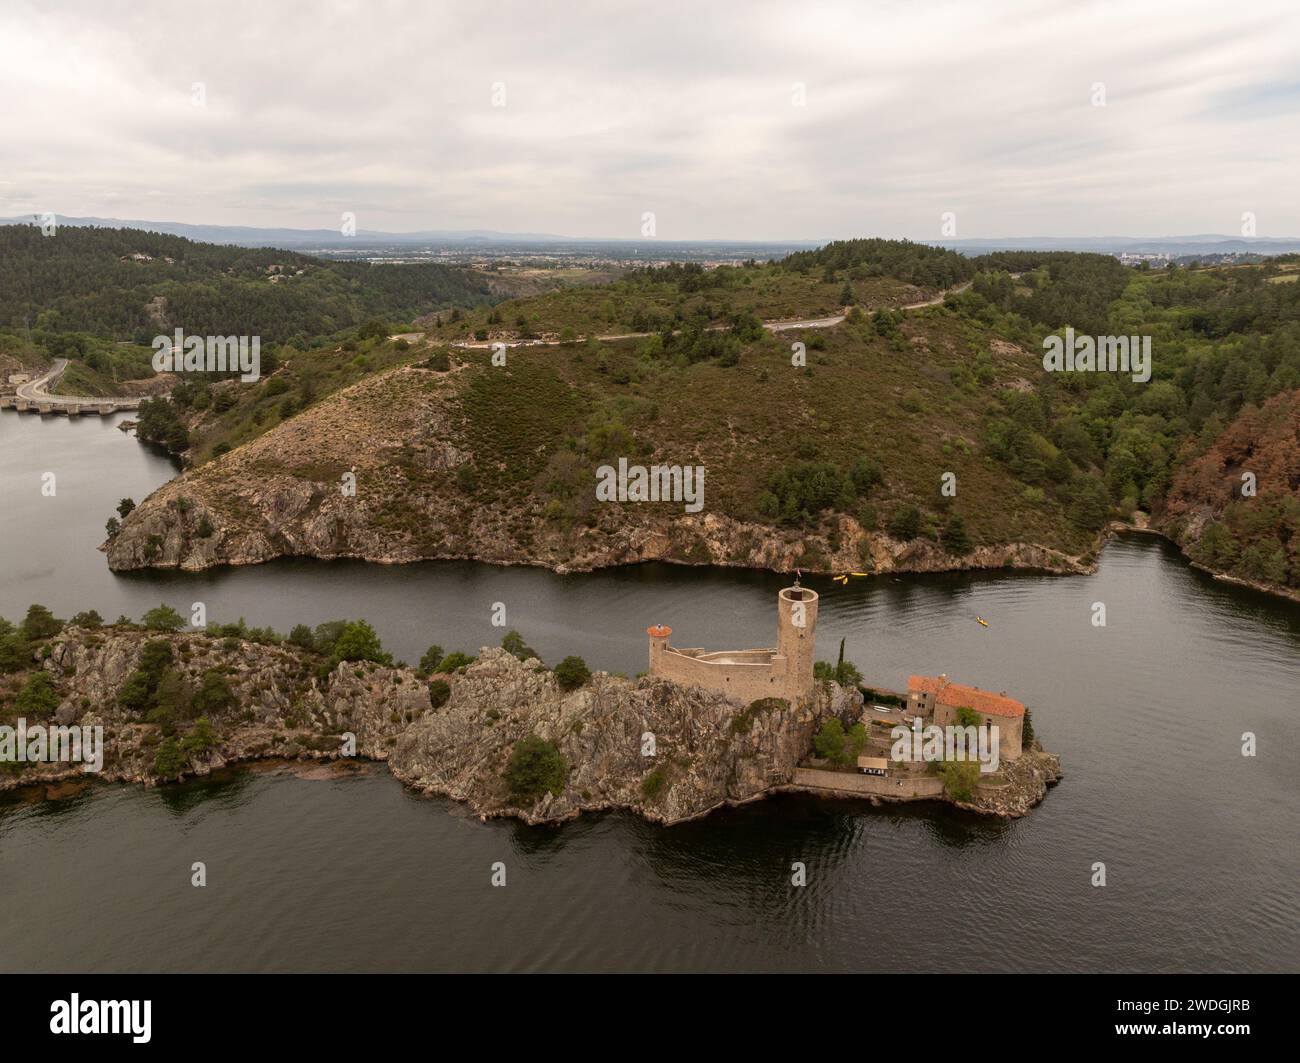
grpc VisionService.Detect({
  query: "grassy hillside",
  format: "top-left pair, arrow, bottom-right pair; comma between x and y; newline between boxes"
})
420,257 -> 941,344
73,235 -> 1300,594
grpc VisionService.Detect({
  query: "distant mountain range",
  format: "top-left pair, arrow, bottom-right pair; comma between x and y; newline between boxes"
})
1,215 -> 571,247
933,235 -> 1300,256
6,215 -> 1300,258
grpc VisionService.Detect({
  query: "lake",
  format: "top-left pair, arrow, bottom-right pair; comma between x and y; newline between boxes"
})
1,410 -> 1297,972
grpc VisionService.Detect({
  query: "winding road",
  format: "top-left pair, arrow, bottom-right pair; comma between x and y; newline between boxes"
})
2,358 -> 143,416
443,280 -> 973,349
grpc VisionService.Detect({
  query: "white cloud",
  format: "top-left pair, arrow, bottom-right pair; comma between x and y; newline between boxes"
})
1,0 -> 1297,238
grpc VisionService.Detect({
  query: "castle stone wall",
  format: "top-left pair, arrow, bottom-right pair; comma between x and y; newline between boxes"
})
647,585 -> 818,707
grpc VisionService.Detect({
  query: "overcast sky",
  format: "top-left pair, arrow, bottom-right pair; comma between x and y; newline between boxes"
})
3,0 -> 1299,240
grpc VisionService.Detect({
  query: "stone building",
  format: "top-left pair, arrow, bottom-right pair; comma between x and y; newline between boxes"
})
905,674 -> 1025,760
648,584 -> 818,707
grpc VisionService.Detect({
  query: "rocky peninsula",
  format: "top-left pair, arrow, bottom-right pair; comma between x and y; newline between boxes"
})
1,625 -> 1061,823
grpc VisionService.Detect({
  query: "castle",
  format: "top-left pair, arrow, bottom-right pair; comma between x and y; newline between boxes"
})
647,584 -> 818,707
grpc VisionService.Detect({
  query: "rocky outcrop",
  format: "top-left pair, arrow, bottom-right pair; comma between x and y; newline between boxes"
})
388,649 -> 841,825
1,629 -> 1056,824
960,747 -> 1063,818
102,363 -> 1088,580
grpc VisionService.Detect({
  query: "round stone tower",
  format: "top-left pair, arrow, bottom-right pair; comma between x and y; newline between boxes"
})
777,584 -> 818,705
646,625 -> 672,676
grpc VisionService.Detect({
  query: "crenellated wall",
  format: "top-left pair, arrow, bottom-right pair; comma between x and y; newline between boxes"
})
648,585 -> 819,707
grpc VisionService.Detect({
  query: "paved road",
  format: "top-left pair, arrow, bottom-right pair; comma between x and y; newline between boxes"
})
16,358 -> 69,401
9,358 -> 141,411
447,280 -> 973,350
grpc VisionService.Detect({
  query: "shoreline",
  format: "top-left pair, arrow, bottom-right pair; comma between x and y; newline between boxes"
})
103,514 -> 1300,607
1,634 -> 1061,826
2,743 -> 1062,824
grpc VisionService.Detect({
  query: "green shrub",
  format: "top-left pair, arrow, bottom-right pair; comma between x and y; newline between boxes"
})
888,505 -> 921,540
142,604 -> 186,632
503,734 -> 568,803
192,671 -> 235,716
331,620 -> 393,666
181,716 -> 218,753
20,603 -> 62,640
154,737 -> 185,778
553,655 -> 591,690
641,765 -> 669,800
501,630 -> 539,661
418,644 -> 444,674
435,651 -> 475,673
14,672 -> 59,718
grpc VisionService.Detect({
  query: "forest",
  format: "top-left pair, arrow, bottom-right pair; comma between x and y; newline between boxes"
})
0,223 -> 494,347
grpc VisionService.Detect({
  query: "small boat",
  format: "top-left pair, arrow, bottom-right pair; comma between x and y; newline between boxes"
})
976,616 -> 989,627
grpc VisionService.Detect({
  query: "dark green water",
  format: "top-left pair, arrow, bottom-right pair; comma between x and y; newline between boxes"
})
1,411 -> 1298,971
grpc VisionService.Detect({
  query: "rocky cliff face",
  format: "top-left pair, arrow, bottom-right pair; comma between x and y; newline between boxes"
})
388,648 -> 860,825
3,629 -> 1056,823
14,628 -> 423,788
2,630 -> 853,825
103,366 -> 1088,580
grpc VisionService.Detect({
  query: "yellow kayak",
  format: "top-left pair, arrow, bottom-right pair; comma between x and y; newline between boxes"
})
833,572 -> 871,584
976,616 -> 989,627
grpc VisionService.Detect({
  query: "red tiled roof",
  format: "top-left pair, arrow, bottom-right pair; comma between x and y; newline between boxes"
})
907,675 -> 1025,718
647,625 -> 672,638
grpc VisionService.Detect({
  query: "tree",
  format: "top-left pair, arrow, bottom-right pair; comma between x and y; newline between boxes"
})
105,517 -> 120,538
287,624 -> 316,650
887,505 -> 921,540
418,644 -> 445,674
1068,475 -> 1112,531
20,603 -> 62,640
331,620 -> 393,666
154,737 -> 184,779
501,630 -> 538,661
312,620 -> 348,656
0,632 -> 29,673
553,655 -> 591,691
117,498 -> 136,519
428,679 -> 451,709
141,604 -> 185,632
503,735 -> 568,803
69,610 -> 104,629
850,456 -> 882,494
434,651 -> 475,673
14,672 -> 59,717
942,514 -> 972,555
119,640 -> 174,715
192,671 -> 235,716
814,718 -> 847,764
826,639 -> 863,687
937,759 -> 981,800
151,668 -> 192,726
181,716 -> 218,753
